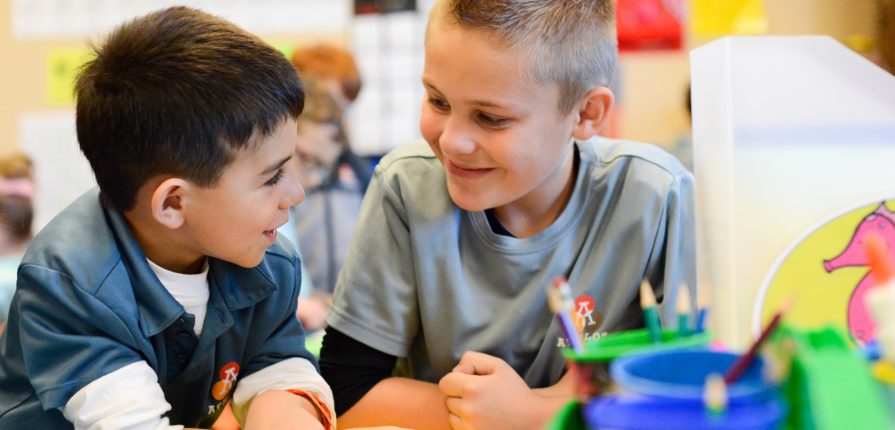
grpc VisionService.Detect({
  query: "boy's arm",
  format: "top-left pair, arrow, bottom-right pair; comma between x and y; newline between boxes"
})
243,390 -> 324,430
230,358 -> 334,429
320,327 -> 450,429
13,266 -> 177,428
230,246 -> 336,428
338,377 -> 451,430
62,361 -> 183,429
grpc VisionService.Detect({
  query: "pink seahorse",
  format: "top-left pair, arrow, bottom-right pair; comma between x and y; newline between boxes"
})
823,203 -> 895,344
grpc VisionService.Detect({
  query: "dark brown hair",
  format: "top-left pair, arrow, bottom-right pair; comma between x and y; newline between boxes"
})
75,6 -> 304,211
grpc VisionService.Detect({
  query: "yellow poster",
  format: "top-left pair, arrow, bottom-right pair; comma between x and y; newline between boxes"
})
267,41 -> 296,60
46,47 -> 94,107
757,200 -> 895,347
691,0 -> 768,37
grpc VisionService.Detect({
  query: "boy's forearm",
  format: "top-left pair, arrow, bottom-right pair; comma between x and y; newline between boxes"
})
337,377 -> 451,430
244,390 -> 324,430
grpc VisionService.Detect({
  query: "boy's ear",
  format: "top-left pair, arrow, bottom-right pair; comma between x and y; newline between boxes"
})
150,178 -> 189,229
572,87 -> 614,141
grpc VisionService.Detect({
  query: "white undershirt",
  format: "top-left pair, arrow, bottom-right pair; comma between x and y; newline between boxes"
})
61,258 -> 335,429
146,258 -> 210,335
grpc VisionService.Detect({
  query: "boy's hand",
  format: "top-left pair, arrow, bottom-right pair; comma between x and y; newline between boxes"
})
532,364 -> 576,398
243,390 -> 325,430
437,352 -> 566,430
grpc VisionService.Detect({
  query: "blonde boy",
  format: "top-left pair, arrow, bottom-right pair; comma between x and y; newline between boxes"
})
320,0 -> 697,429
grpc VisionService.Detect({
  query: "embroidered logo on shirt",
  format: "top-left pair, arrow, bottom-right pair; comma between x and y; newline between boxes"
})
212,361 -> 240,401
194,361 -> 241,428
556,294 -> 607,349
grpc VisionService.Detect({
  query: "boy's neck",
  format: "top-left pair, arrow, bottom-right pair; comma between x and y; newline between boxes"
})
491,144 -> 579,238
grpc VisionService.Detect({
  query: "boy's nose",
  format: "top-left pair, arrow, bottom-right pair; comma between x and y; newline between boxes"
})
438,117 -> 476,155
280,172 -> 305,209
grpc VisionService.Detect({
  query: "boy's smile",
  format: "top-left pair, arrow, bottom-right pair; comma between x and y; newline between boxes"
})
420,18 -> 581,237
445,160 -> 493,179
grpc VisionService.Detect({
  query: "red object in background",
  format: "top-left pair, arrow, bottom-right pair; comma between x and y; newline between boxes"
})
617,0 -> 683,51
354,0 -> 416,15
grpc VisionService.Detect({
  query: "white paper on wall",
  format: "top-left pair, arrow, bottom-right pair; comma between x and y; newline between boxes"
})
18,111 -> 96,233
13,0 -> 350,39
348,10 -> 428,156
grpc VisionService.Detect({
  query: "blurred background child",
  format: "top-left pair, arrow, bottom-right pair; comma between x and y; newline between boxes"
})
0,152 -> 33,331
288,45 -> 370,332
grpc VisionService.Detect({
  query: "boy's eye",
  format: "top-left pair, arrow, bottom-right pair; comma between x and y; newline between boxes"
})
428,96 -> 450,112
264,169 -> 284,186
477,113 -> 508,128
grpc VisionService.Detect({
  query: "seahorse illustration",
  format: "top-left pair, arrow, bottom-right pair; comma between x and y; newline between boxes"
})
823,203 -> 895,344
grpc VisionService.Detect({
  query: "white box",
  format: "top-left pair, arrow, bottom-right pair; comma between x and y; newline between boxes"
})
690,36 -> 895,348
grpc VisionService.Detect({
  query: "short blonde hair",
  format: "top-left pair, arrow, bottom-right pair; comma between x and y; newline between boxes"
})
429,0 -> 616,114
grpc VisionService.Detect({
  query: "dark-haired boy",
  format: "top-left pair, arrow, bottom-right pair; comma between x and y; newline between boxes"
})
0,7 -> 333,429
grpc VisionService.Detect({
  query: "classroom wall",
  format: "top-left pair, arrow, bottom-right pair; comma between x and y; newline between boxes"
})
0,0 -> 880,226
0,0 -> 879,153
0,0 -> 354,230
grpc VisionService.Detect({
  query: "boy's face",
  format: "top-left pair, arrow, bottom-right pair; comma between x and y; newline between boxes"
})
182,118 -> 304,268
296,120 -> 343,185
420,19 -> 580,215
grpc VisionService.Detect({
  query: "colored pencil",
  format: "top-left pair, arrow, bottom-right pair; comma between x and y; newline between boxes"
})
704,373 -> 728,417
548,277 -> 584,353
723,299 -> 793,385
640,281 -> 662,343
694,283 -> 710,333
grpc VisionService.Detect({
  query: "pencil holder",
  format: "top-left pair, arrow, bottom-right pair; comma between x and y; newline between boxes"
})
582,349 -> 785,430
563,328 -> 712,399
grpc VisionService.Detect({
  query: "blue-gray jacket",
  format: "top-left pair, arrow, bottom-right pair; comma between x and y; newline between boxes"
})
0,189 -> 314,428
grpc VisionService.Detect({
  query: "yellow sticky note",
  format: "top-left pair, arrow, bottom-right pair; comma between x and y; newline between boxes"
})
46,46 -> 94,107
692,0 -> 768,37
267,40 -> 296,61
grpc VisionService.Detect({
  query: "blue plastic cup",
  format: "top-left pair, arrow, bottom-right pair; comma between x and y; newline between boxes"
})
583,349 -> 786,430
564,329 -> 712,398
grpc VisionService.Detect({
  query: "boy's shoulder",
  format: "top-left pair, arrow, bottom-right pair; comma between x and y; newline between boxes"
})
581,137 -> 692,180
21,189 -> 122,290
368,140 -> 445,195
374,140 -> 438,173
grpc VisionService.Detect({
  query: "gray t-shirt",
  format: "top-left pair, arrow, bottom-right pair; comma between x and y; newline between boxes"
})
327,137 -> 696,388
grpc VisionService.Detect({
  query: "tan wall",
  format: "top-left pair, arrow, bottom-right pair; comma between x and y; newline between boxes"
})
0,0 -> 56,156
